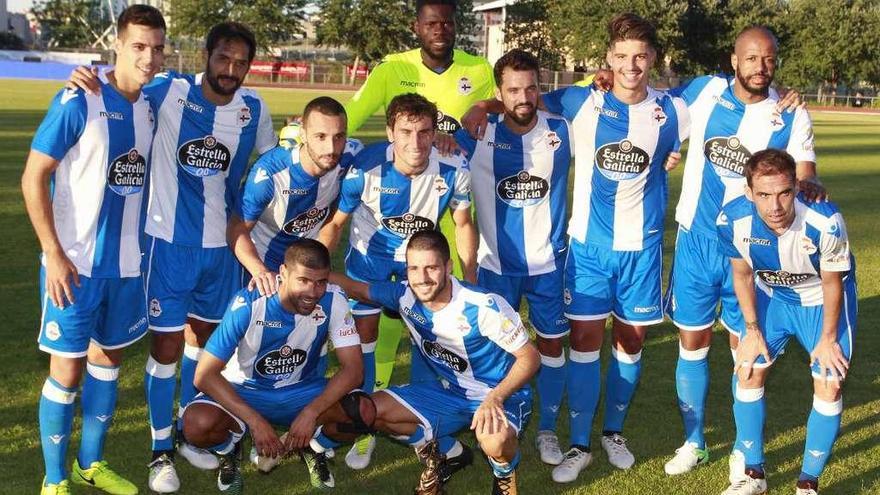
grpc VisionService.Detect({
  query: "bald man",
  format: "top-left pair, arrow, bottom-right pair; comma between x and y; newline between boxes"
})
662,26 -> 826,479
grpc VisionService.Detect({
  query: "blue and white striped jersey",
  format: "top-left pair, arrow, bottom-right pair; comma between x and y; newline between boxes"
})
671,75 -> 816,237
717,195 -> 853,306
370,278 -> 530,401
30,72 -> 154,278
238,139 -> 364,271
455,111 -> 572,276
206,284 -> 360,390
144,71 -> 276,248
338,142 -> 471,261
543,86 -> 689,251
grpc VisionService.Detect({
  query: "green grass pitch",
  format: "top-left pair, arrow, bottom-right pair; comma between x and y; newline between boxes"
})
0,80 -> 878,494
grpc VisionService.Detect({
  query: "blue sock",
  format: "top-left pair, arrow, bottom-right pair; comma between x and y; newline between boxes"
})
78,363 -> 119,467
40,377 -> 77,484
313,426 -> 341,452
409,340 -> 433,384
361,342 -> 376,393
488,450 -> 520,478
801,396 -> 842,479
567,350 -> 600,448
676,345 -> 710,448
438,436 -> 459,457
537,352 -> 566,432
733,382 -> 765,467
603,348 -> 642,433
178,344 -> 203,433
405,425 -> 427,447
145,356 -> 178,451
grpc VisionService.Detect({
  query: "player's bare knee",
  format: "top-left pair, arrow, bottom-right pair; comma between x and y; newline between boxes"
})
150,331 -> 184,363
49,355 -> 85,388
335,390 -> 377,435
183,403 -> 234,447
536,336 -> 563,357
569,323 -> 603,352
186,318 -> 216,345
812,379 -> 842,402
355,314 -> 380,343
736,367 -> 768,389
477,428 -> 516,459
87,344 -> 123,367
680,328 -> 712,350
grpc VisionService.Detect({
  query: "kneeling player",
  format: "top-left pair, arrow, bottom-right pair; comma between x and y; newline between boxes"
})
326,230 -> 540,494
182,240 -> 374,492
718,149 -> 855,495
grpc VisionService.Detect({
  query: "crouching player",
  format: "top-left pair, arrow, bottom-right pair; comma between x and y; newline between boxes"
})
182,240 -> 375,492
718,149 -> 856,495
326,230 -> 540,494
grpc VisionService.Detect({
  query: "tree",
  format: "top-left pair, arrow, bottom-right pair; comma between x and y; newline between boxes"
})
502,0 -> 566,70
781,0 -> 880,92
167,0 -> 309,53
32,0 -> 110,49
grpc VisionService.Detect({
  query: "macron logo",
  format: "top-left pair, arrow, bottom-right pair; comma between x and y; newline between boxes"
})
741,441 -> 754,449
254,168 -> 270,184
48,434 -> 65,445
96,415 -> 112,423
570,411 -> 581,418
230,296 -> 247,311
61,90 -> 79,105
615,404 -> 627,412
808,450 -> 826,458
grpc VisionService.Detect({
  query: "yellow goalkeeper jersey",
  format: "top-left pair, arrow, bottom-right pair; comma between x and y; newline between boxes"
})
345,48 -> 495,134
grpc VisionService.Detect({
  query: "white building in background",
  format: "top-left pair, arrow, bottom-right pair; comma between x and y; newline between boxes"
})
473,0 -> 518,64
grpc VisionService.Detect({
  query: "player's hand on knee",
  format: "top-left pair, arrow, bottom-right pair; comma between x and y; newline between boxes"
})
776,88 -> 805,113
734,330 -> 770,380
44,250 -> 80,308
248,270 -> 279,296
286,407 -> 319,451
66,66 -> 101,95
471,394 -> 507,436
810,337 -> 849,384
250,417 -> 285,458
462,104 -> 489,140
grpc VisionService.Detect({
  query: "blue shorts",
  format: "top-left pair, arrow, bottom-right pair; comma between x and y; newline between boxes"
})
564,240 -> 664,325
145,237 -> 241,331
344,247 -> 406,316
478,264 -> 568,338
38,267 -> 147,357
382,381 -> 531,440
665,226 -> 743,332
189,378 -> 327,431
732,279 -> 857,379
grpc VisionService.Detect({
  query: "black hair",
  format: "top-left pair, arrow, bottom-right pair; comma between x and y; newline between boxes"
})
283,239 -> 331,270
206,22 -> 257,62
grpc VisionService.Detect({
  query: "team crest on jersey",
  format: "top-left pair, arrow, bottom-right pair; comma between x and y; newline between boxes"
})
652,106 -> 667,126
436,111 -> 462,133
756,270 -> 813,287
422,340 -> 468,372
545,131 -> 562,151
595,140 -> 650,181
800,236 -> 818,255
563,288 -> 572,305
255,345 -> 307,379
149,298 -> 162,317
455,315 -> 471,334
496,171 -> 549,207
44,321 -> 61,341
382,213 -> 434,238
433,177 -> 449,195
283,207 -> 329,234
457,77 -> 473,95
238,107 -> 252,126
310,305 -> 327,325
107,148 -> 146,196
177,135 -> 231,177
703,136 -> 752,178
769,111 -> 785,131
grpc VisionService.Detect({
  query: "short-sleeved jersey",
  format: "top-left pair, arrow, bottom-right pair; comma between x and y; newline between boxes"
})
239,139 -> 364,271
30,72 -> 154,278
144,71 -> 276,248
455,111 -> 572,276
671,75 -> 816,237
370,278 -> 530,401
543,86 -> 689,251
717,195 -> 853,307
338,142 -> 471,261
344,48 -> 494,134
206,284 -> 359,390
